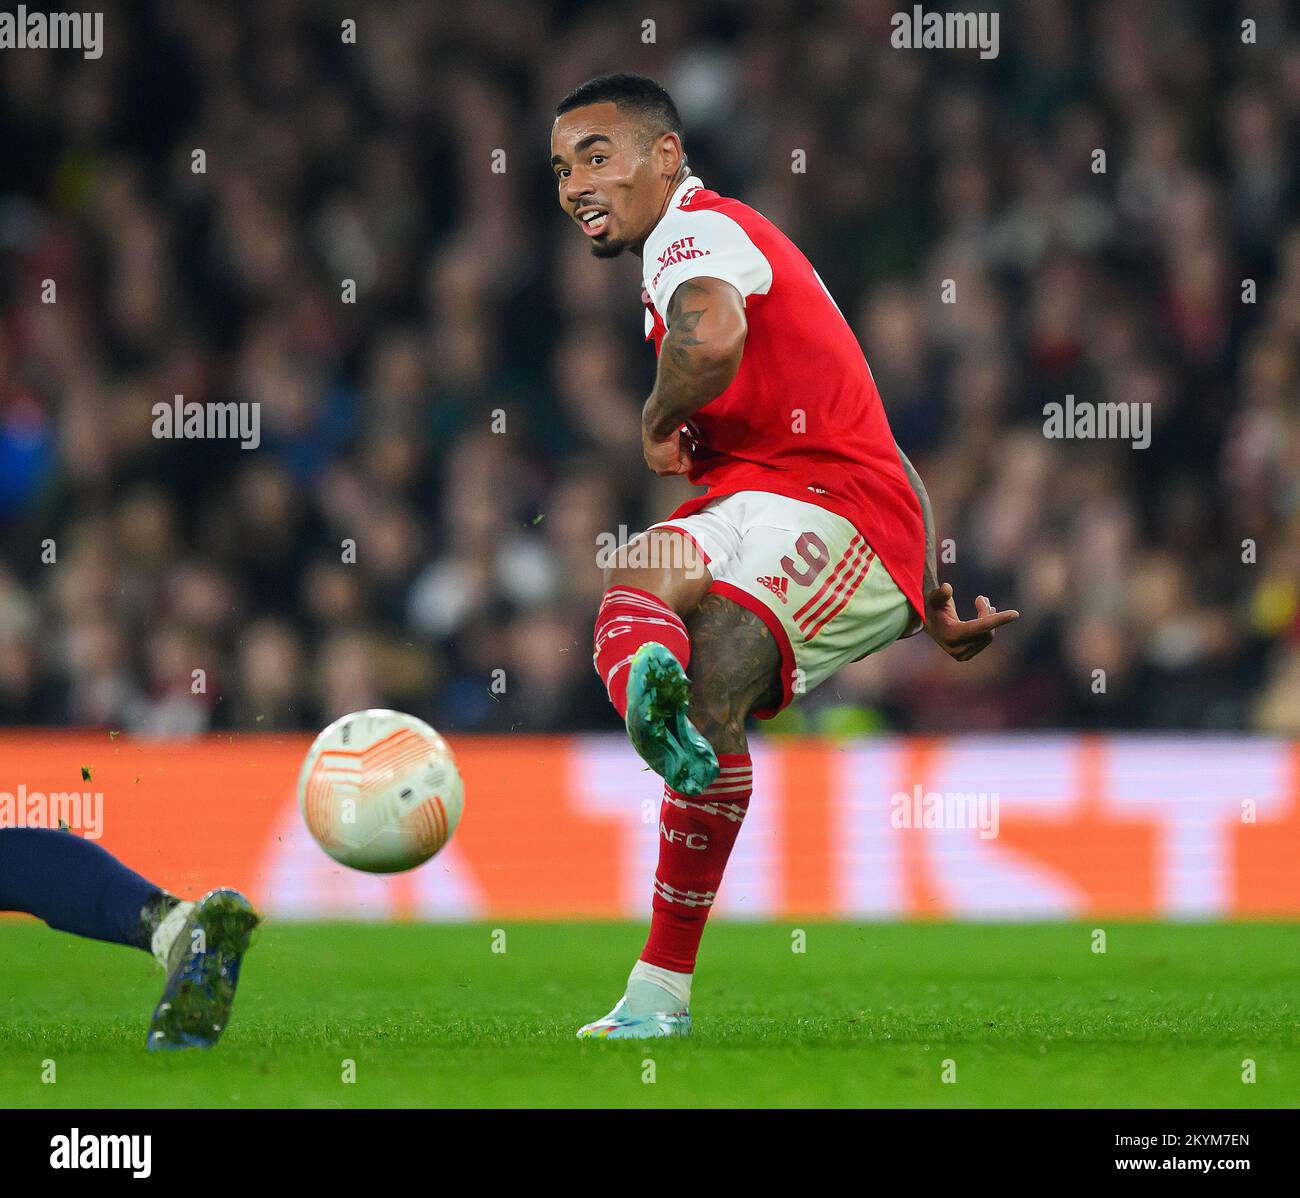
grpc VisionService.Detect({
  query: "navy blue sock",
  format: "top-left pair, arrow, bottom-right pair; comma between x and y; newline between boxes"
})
0,828 -> 167,951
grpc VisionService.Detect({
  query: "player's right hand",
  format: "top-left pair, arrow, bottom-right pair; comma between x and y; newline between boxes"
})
923,583 -> 1020,661
642,425 -> 693,476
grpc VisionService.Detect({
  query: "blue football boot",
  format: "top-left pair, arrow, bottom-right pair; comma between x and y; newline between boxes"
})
146,888 -> 259,1051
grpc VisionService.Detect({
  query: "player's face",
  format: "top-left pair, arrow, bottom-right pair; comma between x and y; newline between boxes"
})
551,102 -> 676,259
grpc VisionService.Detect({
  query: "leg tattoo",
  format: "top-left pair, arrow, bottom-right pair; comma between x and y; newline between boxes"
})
685,593 -> 782,755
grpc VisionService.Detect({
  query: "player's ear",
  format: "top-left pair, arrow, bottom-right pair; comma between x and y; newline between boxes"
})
654,131 -> 684,180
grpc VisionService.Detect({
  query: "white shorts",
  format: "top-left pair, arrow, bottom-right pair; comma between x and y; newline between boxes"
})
650,491 -> 914,717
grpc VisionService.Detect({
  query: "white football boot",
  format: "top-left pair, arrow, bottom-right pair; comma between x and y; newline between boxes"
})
576,961 -> 693,1040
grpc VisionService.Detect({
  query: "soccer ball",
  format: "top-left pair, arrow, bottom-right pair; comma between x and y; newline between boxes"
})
298,709 -> 464,873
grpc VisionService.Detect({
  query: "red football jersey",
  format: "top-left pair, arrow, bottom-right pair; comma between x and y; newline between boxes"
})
641,175 -> 925,618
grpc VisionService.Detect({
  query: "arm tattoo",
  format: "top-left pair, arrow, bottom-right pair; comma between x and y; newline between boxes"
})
643,280 -> 742,439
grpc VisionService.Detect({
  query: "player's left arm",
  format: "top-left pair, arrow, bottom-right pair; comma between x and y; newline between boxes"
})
896,442 -> 1021,660
642,277 -> 747,476
896,445 -> 939,600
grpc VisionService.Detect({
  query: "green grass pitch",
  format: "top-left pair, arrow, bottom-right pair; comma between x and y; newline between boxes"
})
0,921 -> 1296,1108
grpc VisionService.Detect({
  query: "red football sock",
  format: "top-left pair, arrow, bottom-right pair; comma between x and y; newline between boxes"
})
592,586 -> 691,720
640,753 -> 752,974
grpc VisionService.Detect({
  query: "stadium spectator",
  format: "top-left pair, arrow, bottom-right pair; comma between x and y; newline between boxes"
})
0,0 -> 1295,735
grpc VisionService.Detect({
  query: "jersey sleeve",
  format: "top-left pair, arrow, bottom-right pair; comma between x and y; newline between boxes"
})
644,208 -> 774,319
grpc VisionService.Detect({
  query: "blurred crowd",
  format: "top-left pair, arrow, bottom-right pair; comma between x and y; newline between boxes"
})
0,0 -> 1297,737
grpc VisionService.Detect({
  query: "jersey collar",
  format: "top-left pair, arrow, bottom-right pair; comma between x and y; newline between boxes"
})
669,173 -> 703,208
642,175 -> 704,310
648,173 -> 704,240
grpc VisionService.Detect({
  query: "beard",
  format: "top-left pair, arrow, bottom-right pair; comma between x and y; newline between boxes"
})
589,235 -> 627,259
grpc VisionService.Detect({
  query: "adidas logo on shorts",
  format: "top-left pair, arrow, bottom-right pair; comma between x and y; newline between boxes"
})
756,575 -> 789,603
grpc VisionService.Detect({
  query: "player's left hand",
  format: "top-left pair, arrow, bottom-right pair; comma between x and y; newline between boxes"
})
924,583 -> 1020,661
642,425 -> 693,476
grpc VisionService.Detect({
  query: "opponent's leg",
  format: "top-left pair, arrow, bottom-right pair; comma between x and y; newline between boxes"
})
0,829 -> 259,1050
579,592 -> 781,1039
0,827 -> 175,948
593,528 -> 720,794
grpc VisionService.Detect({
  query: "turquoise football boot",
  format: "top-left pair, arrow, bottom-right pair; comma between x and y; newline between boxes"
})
624,642 -> 719,796
576,997 -> 692,1040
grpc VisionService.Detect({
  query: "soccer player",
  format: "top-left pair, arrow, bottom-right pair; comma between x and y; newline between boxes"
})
0,828 -> 258,1049
550,74 -> 1020,1039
